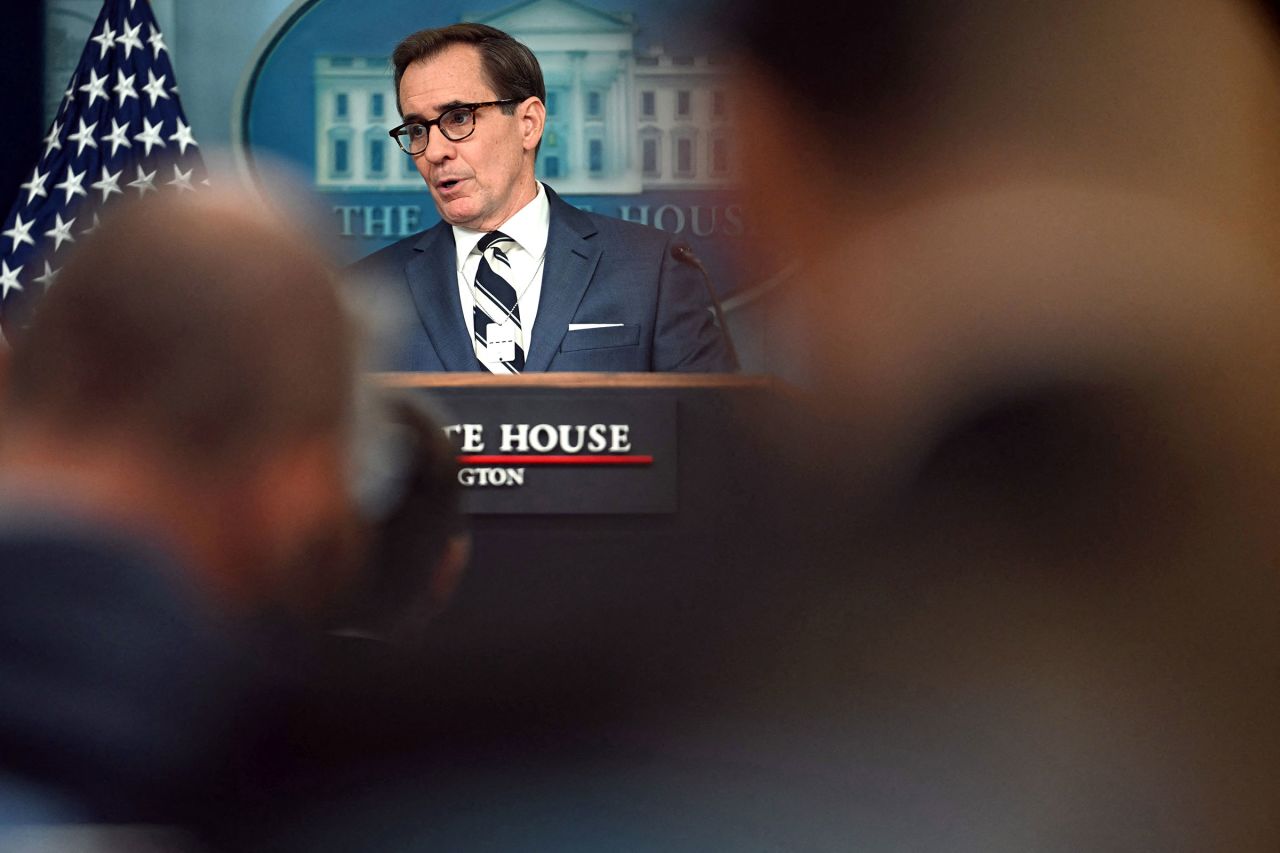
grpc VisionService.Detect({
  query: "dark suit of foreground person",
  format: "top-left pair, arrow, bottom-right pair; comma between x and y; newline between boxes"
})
0,188 -> 360,829
352,23 -> 733,373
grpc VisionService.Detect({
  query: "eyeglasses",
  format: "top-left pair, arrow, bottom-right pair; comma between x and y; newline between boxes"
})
388,99 -> 521,155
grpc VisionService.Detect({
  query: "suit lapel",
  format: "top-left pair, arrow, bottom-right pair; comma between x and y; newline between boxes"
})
525,188 -> 601,372
404,223 -> 477,371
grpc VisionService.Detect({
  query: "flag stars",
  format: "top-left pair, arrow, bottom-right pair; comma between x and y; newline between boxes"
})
1,7 -> 198,327
141,69 -> 170,107
55,167 -> 88,204
0,261 -> 23,299
67,117 -> 99,156
3,213 -> 36,253
102,118 -> 132,157
78,68 -> 109,107
129,164 -> 158,196
168,119 -> 197,155
43,120 -> 63,154
147,24 -> 167,58
44,213 -> 77,252
113,69 -> 138,106
20,168 -> 49,205
90,22 -> 117,59
117,20 -> 144,59
133,117 -> 166,156
34,261 -> 60,291
167,164 -> 195,192
92,166 -> 124,203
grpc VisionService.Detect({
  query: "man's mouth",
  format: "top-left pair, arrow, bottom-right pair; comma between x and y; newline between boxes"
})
437,178 -> 463,191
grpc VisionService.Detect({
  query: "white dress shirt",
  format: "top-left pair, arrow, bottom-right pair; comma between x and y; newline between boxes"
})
453,181 -> 550,360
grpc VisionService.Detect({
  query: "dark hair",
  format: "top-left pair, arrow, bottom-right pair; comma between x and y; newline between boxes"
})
392,22 -> 545,117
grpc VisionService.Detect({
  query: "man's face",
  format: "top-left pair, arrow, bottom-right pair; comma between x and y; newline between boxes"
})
399,44 -> 542,231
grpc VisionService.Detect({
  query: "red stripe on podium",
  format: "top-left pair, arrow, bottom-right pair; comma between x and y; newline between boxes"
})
457,455 -> 654,466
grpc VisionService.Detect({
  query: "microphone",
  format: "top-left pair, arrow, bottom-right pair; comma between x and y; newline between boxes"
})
670,244 -> 740,370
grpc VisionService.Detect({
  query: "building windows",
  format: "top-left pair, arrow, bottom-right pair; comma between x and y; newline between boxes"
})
712,90 -> 726,118
640,126 -> 663,179
332,137 -> 350,176
710,133 -> 729,176
367,136 -> 385,177
334,92 -> 348,120
587,90 -> 603,119
589,139 -> 604,174
676,90 -> 691,119
674,132 -> 696,178
370,92 -> 384,120
642,137 -> 659,177
677,137 -> 693,175
540,127 -> 564,181
640,91 -> 655,119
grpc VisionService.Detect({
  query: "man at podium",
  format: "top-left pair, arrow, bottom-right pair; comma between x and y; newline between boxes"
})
351,23 -> 734,374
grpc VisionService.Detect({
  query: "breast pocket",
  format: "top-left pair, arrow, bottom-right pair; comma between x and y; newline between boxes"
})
559,323 -> 641,353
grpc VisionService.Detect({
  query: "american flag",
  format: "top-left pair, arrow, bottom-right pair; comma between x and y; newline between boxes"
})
0,0 -> 206,340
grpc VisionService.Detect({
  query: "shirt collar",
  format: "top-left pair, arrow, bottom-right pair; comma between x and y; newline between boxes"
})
452,181 -> 550,270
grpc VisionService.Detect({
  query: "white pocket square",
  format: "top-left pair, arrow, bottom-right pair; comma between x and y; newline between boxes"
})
568,323 -> 625,331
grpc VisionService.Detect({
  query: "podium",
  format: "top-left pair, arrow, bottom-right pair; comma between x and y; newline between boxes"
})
374,372 -> 786,657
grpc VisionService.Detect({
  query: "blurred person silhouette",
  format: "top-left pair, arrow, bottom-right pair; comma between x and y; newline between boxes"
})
256,1 -> 1280,851
692,0 -> 1280,848
203,386 -> 474,849
337,392 -> 469,646
0,186 -> 361,827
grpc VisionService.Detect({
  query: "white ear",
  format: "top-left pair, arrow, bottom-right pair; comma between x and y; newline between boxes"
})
521,96 -> 546,153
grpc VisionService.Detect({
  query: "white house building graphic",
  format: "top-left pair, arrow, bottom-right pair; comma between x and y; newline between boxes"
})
313,0 -> 734,193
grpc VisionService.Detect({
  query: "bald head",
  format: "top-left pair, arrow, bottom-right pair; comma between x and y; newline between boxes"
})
4,189 -> 355,474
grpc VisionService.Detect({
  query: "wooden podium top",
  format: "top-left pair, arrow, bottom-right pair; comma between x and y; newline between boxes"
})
372,372 -> 778,390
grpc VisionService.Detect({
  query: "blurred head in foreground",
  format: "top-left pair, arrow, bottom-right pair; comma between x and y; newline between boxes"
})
713,0 -> 1280,848
730,0 -> 1280,471
0,186 -> 360,616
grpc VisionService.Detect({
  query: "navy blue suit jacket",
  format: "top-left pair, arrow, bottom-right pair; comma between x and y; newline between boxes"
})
350,186 -> 735,372
0,515 -> 247,823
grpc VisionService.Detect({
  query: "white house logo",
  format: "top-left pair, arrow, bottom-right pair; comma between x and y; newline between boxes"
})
234,0 -> 746,294
418,395 -> 676,513
314,0 -> 733,196
446,420 -> 650,487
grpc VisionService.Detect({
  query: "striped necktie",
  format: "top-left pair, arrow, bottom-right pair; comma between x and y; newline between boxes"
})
472,230 -> 525,373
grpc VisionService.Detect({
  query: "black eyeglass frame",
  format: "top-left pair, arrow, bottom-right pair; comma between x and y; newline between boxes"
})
388,99 -> 522,154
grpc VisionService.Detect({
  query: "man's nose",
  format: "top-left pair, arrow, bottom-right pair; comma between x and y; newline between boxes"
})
422,126 -> 455,164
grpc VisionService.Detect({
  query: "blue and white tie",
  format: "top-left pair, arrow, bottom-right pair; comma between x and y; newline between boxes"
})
472,230 -> 525,373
